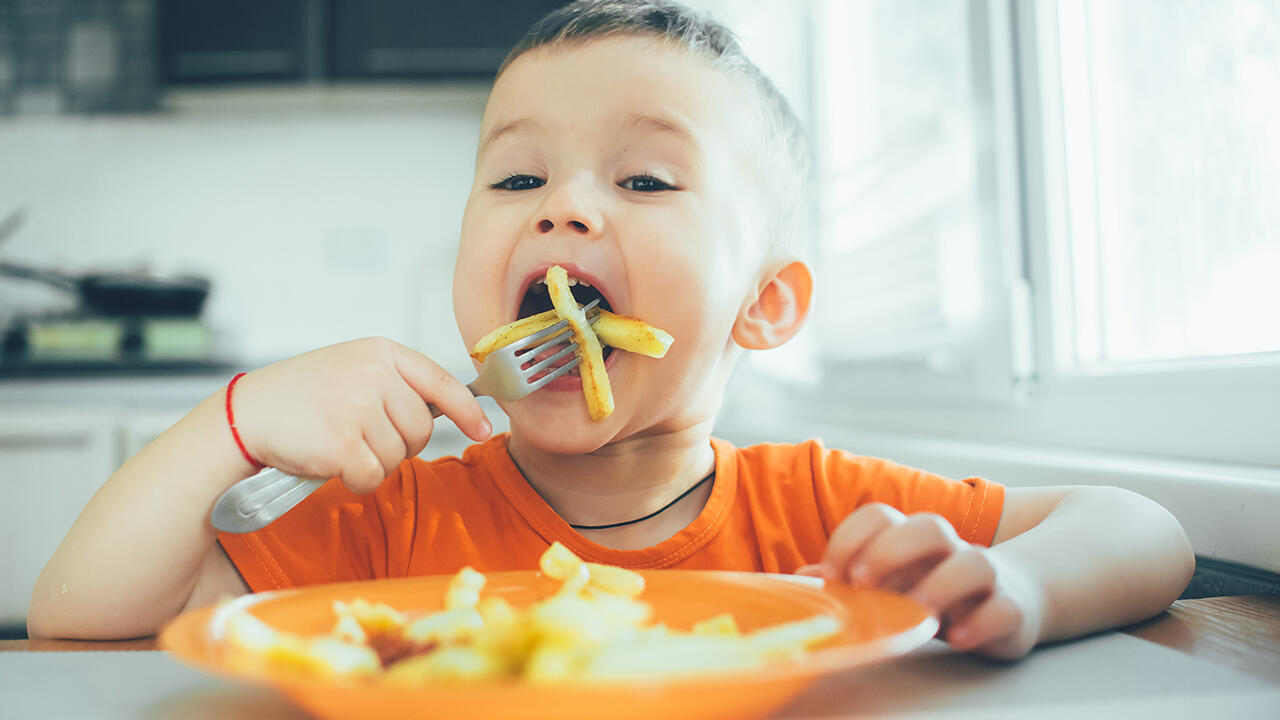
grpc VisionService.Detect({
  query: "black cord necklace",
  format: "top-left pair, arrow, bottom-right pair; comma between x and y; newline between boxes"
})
568,471 -> 715,531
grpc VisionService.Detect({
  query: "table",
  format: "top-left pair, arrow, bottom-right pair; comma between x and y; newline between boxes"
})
3,596 -> 1278,718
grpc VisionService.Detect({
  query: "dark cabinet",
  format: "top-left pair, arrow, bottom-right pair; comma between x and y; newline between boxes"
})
3,0 -> 575,113
159,0 -> 569,85
3,0 -> 160,113
329,0 -> 567,78
159,0 -> 315,83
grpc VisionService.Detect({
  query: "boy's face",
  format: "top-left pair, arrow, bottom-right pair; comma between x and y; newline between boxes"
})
454,36 -> 768,452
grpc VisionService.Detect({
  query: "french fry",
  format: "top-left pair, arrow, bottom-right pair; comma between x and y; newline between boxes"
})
546,265 -> 614,420
470,311 -> 561,362
471,308 -> 674,362
404,608 -> 484,645
691,613 -> 740,636
332,598 -> 406,637
224,610 -> 380,678
585,562 -> 645,598
594,313 -> 673,358
539,540 -> 585,581
445,566 -> 486,610
384,646 -> 505,684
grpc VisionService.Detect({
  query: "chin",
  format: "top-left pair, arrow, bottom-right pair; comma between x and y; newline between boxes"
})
505,402 -> 624,455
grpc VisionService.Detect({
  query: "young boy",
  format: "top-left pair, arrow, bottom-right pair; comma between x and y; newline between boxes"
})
29,0 -> 1193,660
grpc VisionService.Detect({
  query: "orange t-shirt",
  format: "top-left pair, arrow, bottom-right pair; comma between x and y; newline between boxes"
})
219,434 -> 1004,592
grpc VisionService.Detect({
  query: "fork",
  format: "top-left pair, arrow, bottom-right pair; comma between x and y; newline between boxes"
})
211,300 -> 602,533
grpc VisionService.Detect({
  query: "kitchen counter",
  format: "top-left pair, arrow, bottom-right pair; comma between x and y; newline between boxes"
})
0,358 -> 240,380
0,371 -> 232,406
2,595 -> 1277,718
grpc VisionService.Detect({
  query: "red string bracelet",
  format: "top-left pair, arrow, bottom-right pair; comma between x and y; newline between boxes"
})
225,372 -> 264,470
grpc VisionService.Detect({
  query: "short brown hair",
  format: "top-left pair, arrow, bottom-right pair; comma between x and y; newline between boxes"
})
499,0 -> 811,258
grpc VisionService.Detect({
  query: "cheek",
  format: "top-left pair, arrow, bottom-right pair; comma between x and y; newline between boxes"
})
640,263 -> 741,381
453,198 -> 505,344
628,206 -> 746,344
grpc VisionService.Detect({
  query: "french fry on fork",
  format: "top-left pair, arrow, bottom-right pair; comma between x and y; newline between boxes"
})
470,266 -> 674,421
546,265 -> 614,420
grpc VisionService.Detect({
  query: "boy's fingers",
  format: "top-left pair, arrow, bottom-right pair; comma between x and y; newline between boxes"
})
363,413 -> 408,478
946,591 -> 1024,656
340,439 -> 388,495
821,504 -> 905,581
794,564 -> 823,577
391,349 -> 491,441
383,387 -> 435,457
850,514 -> 962,588
878,556 -> 945,595
907,548 -> 996,617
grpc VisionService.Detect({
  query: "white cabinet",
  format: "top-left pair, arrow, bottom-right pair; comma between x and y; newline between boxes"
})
0,412 -> 118,627
0,375 -> 223,631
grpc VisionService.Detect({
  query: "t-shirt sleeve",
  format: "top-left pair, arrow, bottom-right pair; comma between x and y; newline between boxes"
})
809,442 -> 1005,547
217,461 -> 421,592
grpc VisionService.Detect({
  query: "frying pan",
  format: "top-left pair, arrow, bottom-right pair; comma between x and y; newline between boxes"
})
0,208 -> 210,317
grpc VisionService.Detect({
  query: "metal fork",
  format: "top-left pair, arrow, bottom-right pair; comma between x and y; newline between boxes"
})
211,300 -> 601,533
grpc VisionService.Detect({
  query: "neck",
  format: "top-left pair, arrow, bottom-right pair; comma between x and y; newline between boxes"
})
506,418 -> 717,540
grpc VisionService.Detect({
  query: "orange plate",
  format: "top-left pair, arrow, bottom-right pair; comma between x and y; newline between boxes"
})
161,570 -> 936,720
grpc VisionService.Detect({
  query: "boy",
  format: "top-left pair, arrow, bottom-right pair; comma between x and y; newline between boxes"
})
29,0 -> 1192,660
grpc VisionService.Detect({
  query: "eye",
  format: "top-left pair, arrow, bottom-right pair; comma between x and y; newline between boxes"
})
619,174 -> 676,192
490,174 -> 545,191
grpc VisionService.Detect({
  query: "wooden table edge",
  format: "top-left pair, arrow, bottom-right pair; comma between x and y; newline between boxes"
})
1123,594 -> 1280,685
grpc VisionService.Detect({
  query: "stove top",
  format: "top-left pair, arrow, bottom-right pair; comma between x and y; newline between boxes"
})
1,314 -> 231,378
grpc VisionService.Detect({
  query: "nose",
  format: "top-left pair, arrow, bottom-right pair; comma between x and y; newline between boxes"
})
533,175 -> 602,239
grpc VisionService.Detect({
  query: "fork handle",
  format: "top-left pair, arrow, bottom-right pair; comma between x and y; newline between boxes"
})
211,469 -> 328,533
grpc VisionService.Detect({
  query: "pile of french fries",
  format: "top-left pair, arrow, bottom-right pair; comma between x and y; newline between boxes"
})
220,542 -> 840,684
471,265 -> 674,421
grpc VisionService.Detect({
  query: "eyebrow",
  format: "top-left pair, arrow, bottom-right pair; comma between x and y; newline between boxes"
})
478,117 -> 544,155
476,112 -> 699,162
624,113 -> 696,144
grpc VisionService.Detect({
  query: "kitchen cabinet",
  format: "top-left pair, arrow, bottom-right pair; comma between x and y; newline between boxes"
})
7,0 -> 573,115
4,0 -> 159,114
0,412 -> 118,630
159,0 -> 313,83
0,376 -> 220,633
159,0 -> 570,85
329,0 -> 567,78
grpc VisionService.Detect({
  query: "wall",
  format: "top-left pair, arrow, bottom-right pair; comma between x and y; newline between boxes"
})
0,83 -> 490,374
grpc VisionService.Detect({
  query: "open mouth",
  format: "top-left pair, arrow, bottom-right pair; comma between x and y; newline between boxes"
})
518,274 -> 614,319
517,270 -> 615,379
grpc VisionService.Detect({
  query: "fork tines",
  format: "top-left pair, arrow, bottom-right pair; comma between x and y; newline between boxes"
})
508,298 -> 603,354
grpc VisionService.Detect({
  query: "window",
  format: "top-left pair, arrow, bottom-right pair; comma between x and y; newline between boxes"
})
812,0 -> 1002,369
800,0 -> 1028,403
741,0 -> 1280,468
1052,0 -> 1280,369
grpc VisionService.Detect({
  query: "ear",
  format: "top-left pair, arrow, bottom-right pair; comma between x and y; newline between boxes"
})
732,260 -> 814,350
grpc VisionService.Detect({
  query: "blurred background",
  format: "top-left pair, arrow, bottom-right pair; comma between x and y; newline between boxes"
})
1,0 -> 1278,635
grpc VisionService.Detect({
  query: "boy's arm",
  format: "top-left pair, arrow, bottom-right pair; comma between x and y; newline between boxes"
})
982,486 -> 1195,653
27,390 -> 257,639
804,485 -> 1194,659
28,338 -> 491,640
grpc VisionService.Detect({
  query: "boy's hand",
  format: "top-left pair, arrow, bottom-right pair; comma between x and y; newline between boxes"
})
797,504 -> 1044,660
231,338 -> 491,494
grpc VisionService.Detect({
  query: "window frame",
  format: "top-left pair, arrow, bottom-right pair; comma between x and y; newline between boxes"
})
779,0 -> 1280,469
1016,0 -> 1280,466
804,0 -> 1032,407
